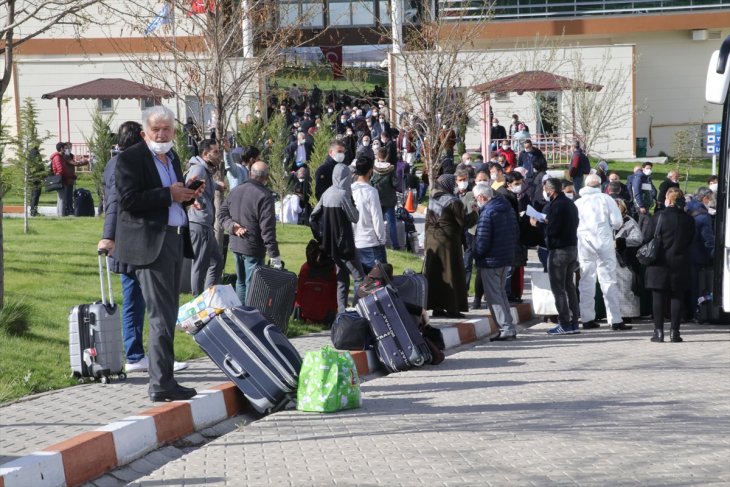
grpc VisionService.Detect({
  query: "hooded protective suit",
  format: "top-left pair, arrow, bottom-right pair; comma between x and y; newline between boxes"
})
574,185 -> 624,325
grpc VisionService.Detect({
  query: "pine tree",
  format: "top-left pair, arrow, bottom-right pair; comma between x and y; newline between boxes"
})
85,106 -> 116,213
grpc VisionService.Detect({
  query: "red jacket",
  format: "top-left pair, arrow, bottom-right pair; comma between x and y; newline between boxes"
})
51,152 -> 76,186
498,147 -> 517,172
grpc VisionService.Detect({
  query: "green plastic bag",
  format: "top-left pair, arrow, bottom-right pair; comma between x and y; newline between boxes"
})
296,346 -> 361,413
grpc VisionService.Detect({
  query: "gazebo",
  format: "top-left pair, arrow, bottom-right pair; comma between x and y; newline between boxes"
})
472,70 -> 603,161
42,78 -> 174,142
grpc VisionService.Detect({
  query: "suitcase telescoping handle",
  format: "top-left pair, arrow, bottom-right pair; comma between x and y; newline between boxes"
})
97,249 -> 115,307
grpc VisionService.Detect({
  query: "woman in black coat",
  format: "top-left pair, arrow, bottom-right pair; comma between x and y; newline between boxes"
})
643,188 -> 695,342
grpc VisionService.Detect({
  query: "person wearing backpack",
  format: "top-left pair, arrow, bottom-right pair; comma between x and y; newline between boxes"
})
371,147 -> 400,250
569,140 -> 591,192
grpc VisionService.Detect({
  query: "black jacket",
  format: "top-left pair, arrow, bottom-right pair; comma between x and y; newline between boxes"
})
656,179 -> 680,211
102,154 -> 134,274
644,206 -> 695,291
314,156 -> 338,201
115,141 -> 194,267
542,192 -> 578,250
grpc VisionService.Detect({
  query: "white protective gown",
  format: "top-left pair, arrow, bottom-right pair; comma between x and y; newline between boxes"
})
574,186 -> 624,324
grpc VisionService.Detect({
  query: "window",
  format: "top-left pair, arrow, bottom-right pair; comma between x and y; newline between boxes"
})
279,1 -> 325,28
329,1 -> 375,26
141,98 -> 157,110
99,98 -> 113,112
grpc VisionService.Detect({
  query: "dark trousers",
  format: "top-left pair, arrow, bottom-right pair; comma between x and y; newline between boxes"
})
333,256 -> 364,313
653,290 -> 683,332
30,186 -> 41,214
135,229 -> 184,394
189,222 -> 224,296
463,235 -> 483,303
547,246 -> 580,326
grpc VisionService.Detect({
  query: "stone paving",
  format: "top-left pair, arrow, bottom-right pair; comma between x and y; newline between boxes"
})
121,322 -> 730,487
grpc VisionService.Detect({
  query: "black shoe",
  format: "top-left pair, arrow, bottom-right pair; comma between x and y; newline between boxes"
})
650,329 -> 664,342
149,384 -> 197,402
432,309 -> 446,317
612,322 -> 633,331
582,321 -> 601,329
670,332 -> 683,343
471,300 -> 482,310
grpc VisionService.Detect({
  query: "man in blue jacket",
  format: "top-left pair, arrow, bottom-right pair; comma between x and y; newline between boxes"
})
473,183 -> 519,340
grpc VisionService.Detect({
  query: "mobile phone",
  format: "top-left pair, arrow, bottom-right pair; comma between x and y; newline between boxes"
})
187,180 -> 203,190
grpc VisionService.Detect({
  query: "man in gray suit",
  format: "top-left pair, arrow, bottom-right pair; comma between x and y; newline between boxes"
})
115,106 -> 204,402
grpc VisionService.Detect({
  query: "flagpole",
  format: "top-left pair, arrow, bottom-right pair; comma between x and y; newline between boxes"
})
171,1 -> 181,122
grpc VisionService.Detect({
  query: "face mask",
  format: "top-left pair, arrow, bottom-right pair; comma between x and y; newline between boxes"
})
363,141 -> 370,147
147,140 -> 173,154
372,143 -> 380,150
490,173 -> 498,181
609,179 -> 619,184
492,123 -> 498,127
372,112 -> 378,117
341,119 -> 347,123
296,161 -> 305,167
298,140 -> 305,145
64,149 -> 71,155
709,183 -> 718,192
525,147 -> 532,153
379,118 -> 385,123
464,159 -> 471,165
298,178 -> 305,183
457,181 -> 468,191
564,193 -> 574,200
333,152 -> 345,164
708,207 -> 717,216
643,169 -> 652,176
328,108 -> 334,113
477,199 -> 487,208
542,191 -> 550,201
510,184 -> 522,194
502,145 -> 509,150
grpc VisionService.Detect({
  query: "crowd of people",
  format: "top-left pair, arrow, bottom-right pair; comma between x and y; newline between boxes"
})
92,90 -> 720,400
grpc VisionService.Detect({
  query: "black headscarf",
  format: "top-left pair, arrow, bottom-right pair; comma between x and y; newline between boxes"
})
429,174 -> 458,218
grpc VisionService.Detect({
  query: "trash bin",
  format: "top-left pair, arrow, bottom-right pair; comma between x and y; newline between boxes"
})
636,137 -> 647,157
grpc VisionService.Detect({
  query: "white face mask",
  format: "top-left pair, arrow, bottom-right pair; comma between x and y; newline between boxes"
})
492,123 -> 498,127
147,140 -> 174,154
490,173 -> 498,181
564,193 -> 574,200
333,152 -> 346,164
502,145 -> 509,150
457,181 -> 469,191
64,149 -> 71,156
363,140 -> 370,146
542,191 -> 550,201
372,143 -> 380,150
708,207 -> 717,216
328,108 -> 334,113
298,178 -> 305,183
464,159 -> 472,165
477,198 -> 487,208
709,183 -> 718,192
643,169 -> 652,176
511,184 -> 522,194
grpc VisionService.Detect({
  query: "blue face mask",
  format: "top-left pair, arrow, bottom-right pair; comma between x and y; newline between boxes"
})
296,161 -> 305,168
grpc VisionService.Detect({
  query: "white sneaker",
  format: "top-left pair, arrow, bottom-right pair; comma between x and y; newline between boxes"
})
173,361 -> 189,372
125,356 -> 149,373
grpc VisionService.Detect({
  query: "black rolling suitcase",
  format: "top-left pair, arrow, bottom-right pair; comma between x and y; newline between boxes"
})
194,306 -> 302,414
246,264 -> 297,332
392,270 -> 428,309
73,188 -> 95,217
356,286 -> 431,373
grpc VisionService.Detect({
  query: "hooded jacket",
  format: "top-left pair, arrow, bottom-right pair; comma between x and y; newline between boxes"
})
686,199 -> 714,265
310,164 -> 360,260
314,155 -> 338,200
371,161 -> 397,207
474,195 -> 518,268
574,186 -> 623,249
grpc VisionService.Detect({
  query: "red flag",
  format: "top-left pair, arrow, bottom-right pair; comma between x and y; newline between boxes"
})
320,46 -> 344,80
188,0 -> 215,15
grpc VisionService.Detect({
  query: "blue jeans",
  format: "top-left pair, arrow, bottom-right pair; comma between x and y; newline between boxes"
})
382,206 -> 399,249
234,253 -> 264,304
357,245 -> 387,274
573,175 -> 584,193
120,272 -> 146,363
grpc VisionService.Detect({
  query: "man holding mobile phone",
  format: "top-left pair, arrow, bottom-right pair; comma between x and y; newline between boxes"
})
186,139 -> 226,296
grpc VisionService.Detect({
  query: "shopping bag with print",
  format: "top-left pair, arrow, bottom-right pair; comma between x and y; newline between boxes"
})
296,346 -> 361,413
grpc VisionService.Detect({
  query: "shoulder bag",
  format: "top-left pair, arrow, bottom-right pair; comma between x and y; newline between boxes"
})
636,214 -> 663,266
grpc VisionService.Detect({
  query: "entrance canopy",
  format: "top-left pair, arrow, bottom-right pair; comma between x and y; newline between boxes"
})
472,70 -> 603,160
42,78 -> 174,141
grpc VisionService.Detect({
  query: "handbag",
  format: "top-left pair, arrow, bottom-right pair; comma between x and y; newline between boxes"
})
296,346 -> 361,413
330,311 -> 374,350
43,174 -> 63,192
636,214 -> 663,266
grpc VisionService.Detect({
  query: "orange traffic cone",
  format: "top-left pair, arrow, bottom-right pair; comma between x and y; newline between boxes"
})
404,190 -> 416,213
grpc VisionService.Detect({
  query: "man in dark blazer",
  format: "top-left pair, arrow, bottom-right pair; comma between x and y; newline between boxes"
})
115,106 -> 203,402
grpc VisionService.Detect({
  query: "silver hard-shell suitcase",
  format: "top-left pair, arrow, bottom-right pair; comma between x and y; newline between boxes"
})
69,251 -> 125,383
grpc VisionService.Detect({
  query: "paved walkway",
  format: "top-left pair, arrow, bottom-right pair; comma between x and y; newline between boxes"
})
125,322 -> 730,486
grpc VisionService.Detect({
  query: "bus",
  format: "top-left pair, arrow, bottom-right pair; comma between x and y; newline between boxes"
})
705,35 -> 730,314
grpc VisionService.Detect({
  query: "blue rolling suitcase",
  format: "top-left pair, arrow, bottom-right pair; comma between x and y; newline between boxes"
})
194,306 -> 302,414
356,286 -> 431,373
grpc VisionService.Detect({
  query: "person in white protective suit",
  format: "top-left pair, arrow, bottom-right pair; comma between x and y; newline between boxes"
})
574,174 -> 632,331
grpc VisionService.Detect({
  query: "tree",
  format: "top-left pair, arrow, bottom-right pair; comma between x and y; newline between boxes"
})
388,1 -> 509,188
262,113 -> 289,223
672,124 -> 704,193
84,105 -> 116,213
8,98 -> 47,233
1,0 -> 109,308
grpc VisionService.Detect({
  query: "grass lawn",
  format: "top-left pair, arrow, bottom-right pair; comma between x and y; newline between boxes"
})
0,217 -> 422,403
595,159 -> 715,196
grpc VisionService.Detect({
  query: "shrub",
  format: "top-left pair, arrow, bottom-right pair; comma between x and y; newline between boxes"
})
0,300 -> 32,337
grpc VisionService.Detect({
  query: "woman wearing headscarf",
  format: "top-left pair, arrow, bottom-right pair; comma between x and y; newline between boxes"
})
424,174 -> 478,318
643,188 -> 695,342
613,199 -> 643,319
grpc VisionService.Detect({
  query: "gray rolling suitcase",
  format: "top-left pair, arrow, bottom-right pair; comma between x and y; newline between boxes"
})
246,264 -> 297,332
69,251 -> 125,383
356,286 -> 431,373
194,306 -> 302,414
386,219 -> 407,249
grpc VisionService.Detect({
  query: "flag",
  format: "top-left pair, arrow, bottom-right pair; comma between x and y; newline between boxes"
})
320,46 -> 344,80
188,0 -> 215,15
145,4 -> 172,35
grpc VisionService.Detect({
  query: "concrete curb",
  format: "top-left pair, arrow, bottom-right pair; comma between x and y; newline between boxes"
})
0,303 -> 533,487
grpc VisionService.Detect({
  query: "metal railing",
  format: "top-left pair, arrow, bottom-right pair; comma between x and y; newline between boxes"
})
489,135 -> 574,166
439,0 -> 730,21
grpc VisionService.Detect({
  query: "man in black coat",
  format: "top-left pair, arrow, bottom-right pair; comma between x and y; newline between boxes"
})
656,170 -> 680,211
314,140 -> 347,200
285,132 -> 314,172
115,106 -> 203,402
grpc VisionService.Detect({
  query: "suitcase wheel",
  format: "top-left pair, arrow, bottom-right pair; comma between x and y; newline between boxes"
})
118,372 -> 127,381
100,376 -> 110,384
77,378 -> 85,384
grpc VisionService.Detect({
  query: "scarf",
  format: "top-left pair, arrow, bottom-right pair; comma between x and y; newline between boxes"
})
428,174 -> 458,219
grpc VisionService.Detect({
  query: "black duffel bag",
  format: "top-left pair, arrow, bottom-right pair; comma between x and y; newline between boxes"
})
331,311 -> 374,350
